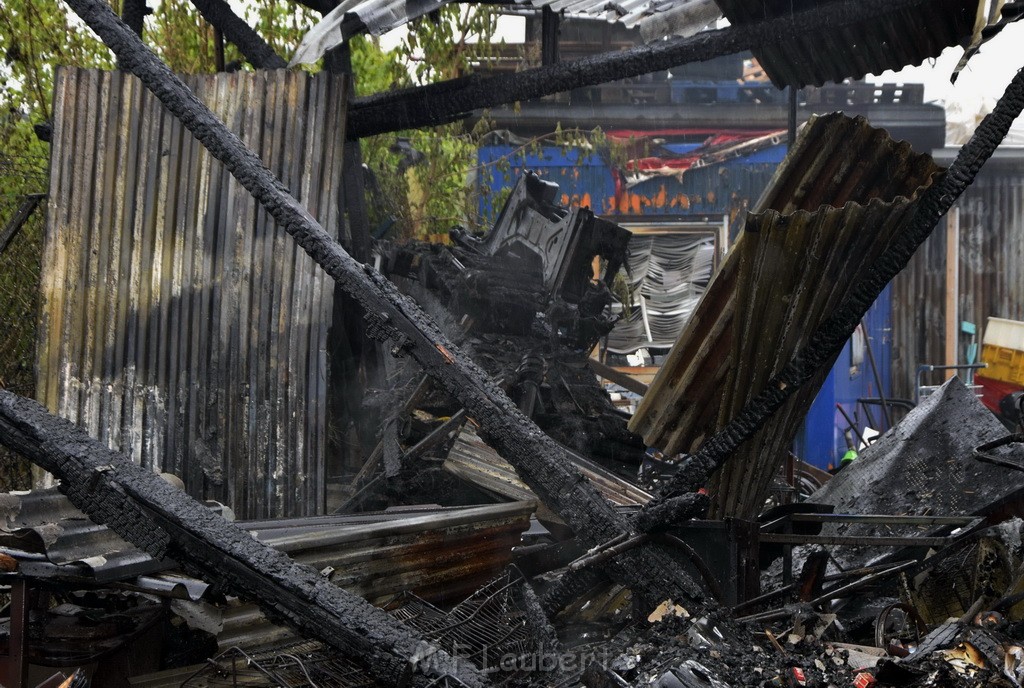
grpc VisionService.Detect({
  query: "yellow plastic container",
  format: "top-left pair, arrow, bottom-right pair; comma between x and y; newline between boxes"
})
981,317 -> 1024,385
981,344 -> 1024,385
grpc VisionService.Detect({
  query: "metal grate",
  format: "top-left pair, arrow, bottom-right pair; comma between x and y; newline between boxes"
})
179,569 -> 540,687
389,568 -> 534,671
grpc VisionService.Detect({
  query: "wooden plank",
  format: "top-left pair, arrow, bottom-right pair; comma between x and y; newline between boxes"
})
945,208 -> 960,378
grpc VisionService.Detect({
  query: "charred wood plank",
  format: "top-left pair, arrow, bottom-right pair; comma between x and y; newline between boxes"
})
188,0 -> 287,69
0,194 -> 45,255
588,358 -> 648,397
63,0 -> 705,611
638,65 -> 1024,531
0,391 -> 484,687
347,0 -> 936,138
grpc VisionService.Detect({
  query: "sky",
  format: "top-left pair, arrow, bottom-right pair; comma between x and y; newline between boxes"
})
867,20 -> 1024,145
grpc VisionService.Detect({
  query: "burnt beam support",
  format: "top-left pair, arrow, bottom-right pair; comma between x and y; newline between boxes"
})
541,7 -> 560,66
0,392 -> 484,687
638,63 -> 1024,530
347,0 -> 935,138
63,0 -> 706,612
188,0 -> 287,69
121,0 -> 148,37
290,0 -> 338,14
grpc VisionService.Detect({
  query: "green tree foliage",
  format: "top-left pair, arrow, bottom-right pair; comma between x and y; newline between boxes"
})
352,5 -> 501,240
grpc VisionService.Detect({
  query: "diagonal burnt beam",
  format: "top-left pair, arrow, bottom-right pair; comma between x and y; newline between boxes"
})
63,0 -> 705,611
188,0 -> 288,69
0,392 -> 484,687
637,64 -> 1024,532
347,0 -> 937,138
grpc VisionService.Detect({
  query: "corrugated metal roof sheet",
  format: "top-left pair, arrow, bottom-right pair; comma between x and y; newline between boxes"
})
715,0 -> 980,88
290,0 -> 720,65
629,113 -> 943,519
38,69 -> 347,520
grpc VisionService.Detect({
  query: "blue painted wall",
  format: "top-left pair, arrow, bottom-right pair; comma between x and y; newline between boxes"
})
795,284 -> 894,470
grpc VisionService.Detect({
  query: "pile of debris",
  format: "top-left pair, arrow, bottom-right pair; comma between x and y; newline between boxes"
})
6,1 -> 1024,685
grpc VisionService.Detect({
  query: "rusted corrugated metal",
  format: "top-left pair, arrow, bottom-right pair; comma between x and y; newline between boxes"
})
715,0 -> 978,88
37,68 -> 348,519
892,151 -> 1024,400
630,114 -> 943,519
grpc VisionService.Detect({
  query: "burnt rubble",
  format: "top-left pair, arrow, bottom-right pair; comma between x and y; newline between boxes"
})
6,0 -> 1024,686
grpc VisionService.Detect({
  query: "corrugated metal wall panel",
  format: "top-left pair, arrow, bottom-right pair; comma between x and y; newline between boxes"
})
892,166 -> 1024,400
37,68 -> 347,520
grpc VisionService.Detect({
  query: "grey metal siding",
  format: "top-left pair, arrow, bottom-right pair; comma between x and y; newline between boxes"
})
892,163 -> 1024,401
38,68 -> 347,519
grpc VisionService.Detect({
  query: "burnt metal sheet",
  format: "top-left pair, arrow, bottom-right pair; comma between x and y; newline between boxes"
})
892,149 -> 1024,401
630,113 -> 943,519
290,0 -> 720,66
714,0 -> 979,88
1,486 -> 530,606
803,376 -> 1024,570
0,488 -> 228,582
38,68 -> 348,519
444,426 -> 653,514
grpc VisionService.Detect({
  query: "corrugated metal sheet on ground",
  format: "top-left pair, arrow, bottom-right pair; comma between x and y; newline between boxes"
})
892,150 -> 1024,400
38,68 -> 348,519
0,487 -> 531,610
630,113 -> 943,519
715,0 -> 979,88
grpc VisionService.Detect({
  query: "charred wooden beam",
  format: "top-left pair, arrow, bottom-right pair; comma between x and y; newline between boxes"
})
188,0 -> 287,69
63,0 -> 705,611
541,6 -> 560,66
347,0 -> 934,138
637,65 -> 1024,531
0,392 -> 484,687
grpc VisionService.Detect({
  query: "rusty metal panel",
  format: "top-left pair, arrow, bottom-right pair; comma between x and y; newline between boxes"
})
715,0 -> 978,88
37,68 -> 347,519
630,114 -> 943,519
892,153 -> 1024,399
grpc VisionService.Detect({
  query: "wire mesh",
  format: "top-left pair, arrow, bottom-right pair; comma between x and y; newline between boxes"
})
0,155 -> 48,491
180,569 -> 540,687
180,641 -> 378,688
389,567 -> 534,670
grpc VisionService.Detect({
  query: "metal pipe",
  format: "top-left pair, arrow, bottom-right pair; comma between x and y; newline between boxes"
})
861,321 -> 893,427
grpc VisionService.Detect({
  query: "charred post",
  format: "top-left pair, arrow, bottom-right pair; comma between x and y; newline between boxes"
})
121,0 -> 148,38
188,0 -> 287,69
